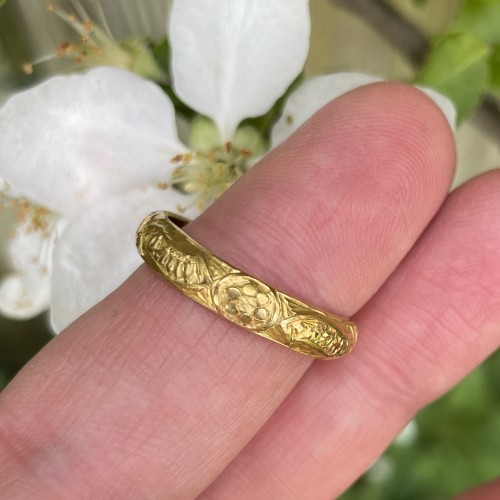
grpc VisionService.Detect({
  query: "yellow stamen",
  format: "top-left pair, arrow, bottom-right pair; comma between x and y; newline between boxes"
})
56,42 -> 77,57
82,20 -> 94,33
171,143 -> 255,211
22,63 -> 34,75
0,194 -> 54,234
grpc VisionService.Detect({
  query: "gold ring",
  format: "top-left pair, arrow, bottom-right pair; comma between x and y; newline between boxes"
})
136,211 -> 357,359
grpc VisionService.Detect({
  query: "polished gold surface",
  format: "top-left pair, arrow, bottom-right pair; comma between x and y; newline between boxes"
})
136,211 -> 357,359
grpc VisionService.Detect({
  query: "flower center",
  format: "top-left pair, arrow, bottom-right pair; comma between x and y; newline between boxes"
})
0,193 -> 55,235
171,142 -> 254,212
22,2 -> 165,82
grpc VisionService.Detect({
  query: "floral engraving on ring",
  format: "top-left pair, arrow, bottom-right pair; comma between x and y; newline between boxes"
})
212,274 -> 280,331
281,314 -> 348,357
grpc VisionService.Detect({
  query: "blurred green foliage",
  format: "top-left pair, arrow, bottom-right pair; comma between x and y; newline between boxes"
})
0,314 -> 53,391
0,370 -> 7,391
416,0 -> 500,123
453,0 -> 500,45
416,32 -> 490,123
341,349 -> 500,500
490,46 -> 500,93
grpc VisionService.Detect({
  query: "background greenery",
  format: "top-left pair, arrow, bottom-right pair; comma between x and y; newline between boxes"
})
0,1 -> 499,498
341,349 -> 500,499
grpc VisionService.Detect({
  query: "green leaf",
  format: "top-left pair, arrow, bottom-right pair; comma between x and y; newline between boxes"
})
453,0 -> 500,45
0,0 -> 6,7
152,38 -> 170,75
416,33 -> 490,123
489,46 -> 500,93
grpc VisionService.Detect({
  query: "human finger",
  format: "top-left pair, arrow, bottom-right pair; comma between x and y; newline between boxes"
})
0,83 -> 454,498
202,171 -> 500,499
455,476 -> 500,500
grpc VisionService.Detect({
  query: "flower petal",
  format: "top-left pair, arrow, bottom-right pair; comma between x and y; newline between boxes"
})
0,67 -> 185,215
271,72 -> 380,147
101,0 -> 172,42
0,217 -> 64,319
0,273 -> 50,320
170,0 -> 310,141
416,86 -> 457,131
50,187 -> 199,333
271,73 -> 458,147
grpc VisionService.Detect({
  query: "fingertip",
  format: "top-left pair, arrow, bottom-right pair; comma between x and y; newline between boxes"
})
430,168 -> 500,249
336,81 -> 456,180
284,81 -> 457,203
451,168 -> 500,216
365,168 -> 500,406
415,85 -> 457,132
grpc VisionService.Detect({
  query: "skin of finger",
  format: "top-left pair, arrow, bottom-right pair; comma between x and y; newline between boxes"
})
0,83 -> 454,499
455,477 -> 500,500
202,170 -> 500,500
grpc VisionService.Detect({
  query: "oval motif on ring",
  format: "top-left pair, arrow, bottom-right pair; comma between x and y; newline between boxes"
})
212,275 -> 280,331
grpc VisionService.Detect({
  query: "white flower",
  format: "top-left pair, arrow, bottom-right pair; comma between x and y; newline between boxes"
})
0,0 -> 456,333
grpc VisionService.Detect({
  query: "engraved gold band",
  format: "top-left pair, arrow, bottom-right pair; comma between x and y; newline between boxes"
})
136,211 -> 357,359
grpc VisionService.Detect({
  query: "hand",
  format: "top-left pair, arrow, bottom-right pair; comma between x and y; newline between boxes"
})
1,83 -> 499,499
